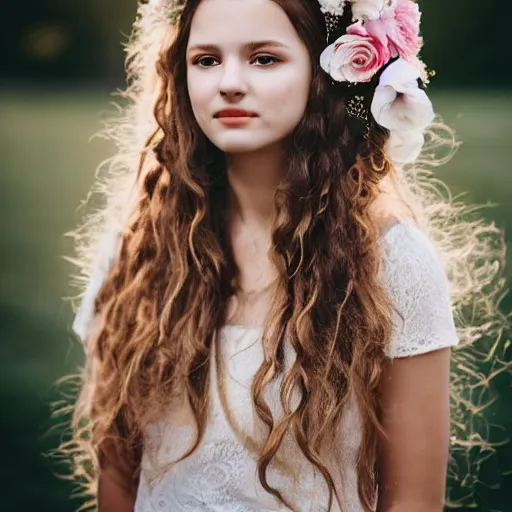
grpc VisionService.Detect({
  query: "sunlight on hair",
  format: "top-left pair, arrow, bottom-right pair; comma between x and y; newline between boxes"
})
53,2 -> 511,510
394,120 -> 511,508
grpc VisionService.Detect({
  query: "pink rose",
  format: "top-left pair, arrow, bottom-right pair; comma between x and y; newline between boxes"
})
364,0 -> 423,63
320,24 -> 391,83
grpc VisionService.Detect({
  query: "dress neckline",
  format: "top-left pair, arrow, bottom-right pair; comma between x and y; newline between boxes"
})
219,324 -> 264,334
218,220 -> 414,334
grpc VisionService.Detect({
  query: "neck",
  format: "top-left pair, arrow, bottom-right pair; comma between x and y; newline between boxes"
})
226,143 -> 285,227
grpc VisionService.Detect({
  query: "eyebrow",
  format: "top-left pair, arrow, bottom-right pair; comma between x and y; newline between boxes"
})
187,40 -> 289,54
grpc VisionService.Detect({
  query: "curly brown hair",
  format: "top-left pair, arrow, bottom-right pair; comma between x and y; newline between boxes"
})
59,1 -> 510,511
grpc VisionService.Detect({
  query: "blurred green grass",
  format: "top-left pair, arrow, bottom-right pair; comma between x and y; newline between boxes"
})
0,88 -> 511,511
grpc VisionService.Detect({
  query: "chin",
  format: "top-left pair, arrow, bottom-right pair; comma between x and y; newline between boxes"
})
211,134 -> 272,154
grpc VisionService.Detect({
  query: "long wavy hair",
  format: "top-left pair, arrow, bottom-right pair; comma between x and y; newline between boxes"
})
57,1 -> 510,511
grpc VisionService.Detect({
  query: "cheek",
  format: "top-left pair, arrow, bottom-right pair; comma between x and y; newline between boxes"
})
187,72 -> 214,118
261,71 -> 310,125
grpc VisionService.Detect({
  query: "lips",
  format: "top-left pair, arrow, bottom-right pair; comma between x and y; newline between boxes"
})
214,109 -> 257,118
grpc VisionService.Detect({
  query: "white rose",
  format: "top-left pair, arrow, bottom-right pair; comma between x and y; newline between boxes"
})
385,130 -> 425,164
370,58 -> 434,131
350,0 -> 393,21
318,0 -> 347,16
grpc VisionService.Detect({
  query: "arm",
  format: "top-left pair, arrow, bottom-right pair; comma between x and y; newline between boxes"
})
375,222 -> 460,511
83,354 -> 138,511
98,464 -> 137,512
97,442 -> 139,512
376,347 -> 452,512
92,356 -> 139,512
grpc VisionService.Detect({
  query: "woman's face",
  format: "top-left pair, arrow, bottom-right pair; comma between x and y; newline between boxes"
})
186,0 -> 312,154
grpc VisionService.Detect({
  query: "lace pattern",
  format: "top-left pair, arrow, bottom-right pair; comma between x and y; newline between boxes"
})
379,222 -> 459,358
134,221 -> 459,511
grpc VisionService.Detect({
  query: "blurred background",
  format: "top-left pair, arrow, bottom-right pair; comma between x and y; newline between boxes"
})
1,0 -> 511,511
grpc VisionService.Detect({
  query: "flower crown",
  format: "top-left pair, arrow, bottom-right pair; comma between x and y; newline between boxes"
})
71,0 -> 435,341
147,0 -> 435,165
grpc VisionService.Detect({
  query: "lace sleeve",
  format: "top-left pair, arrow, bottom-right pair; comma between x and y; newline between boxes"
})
72,222 -> 124,342
379,222 -> 460,359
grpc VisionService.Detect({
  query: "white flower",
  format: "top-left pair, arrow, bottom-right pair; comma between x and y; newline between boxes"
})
370,58 -> 434,131
150,0 -> 181,6
318,0 -> 347,16
149,0 -> 169,7
385,129 -> 425,164
350,0 -> 395,21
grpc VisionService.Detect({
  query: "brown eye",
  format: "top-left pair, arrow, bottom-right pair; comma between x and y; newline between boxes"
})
252,55 -> 281,66
195,56 -> 219,67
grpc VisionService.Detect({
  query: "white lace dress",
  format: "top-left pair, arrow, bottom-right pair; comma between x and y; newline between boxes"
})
132,221 -> 460,512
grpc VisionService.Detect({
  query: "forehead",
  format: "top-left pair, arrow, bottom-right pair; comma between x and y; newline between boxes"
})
188,0 -> 302,48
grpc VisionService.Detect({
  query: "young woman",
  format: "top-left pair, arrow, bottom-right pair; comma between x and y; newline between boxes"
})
65,0 -> 508,511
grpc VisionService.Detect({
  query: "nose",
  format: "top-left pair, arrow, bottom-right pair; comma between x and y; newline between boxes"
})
219,58 -> 247,101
